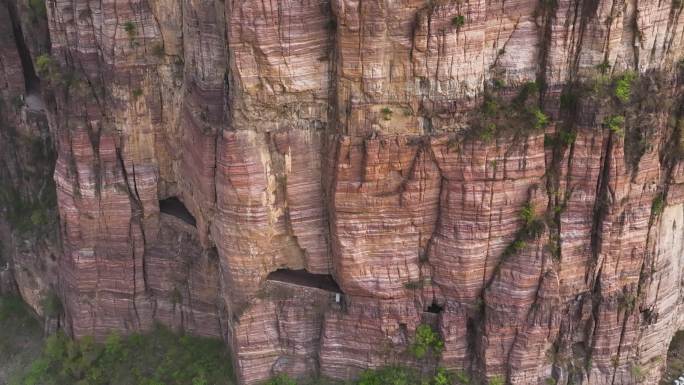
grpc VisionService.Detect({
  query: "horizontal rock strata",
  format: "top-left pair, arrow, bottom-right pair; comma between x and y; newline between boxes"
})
0,0 -> 683,385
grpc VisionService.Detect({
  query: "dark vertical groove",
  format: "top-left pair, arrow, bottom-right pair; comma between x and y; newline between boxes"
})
3,0 -> 40,91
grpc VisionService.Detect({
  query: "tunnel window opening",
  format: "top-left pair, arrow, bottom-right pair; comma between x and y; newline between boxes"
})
427,301 -> 443,314
663,331 -> 684,384
266,269 -> 341,293
159,197 -> 196,227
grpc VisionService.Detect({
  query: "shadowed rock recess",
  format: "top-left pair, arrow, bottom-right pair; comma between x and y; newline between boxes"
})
0,0 -> 683,384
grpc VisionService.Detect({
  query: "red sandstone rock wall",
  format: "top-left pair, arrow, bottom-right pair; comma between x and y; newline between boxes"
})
1,0 -> 684,385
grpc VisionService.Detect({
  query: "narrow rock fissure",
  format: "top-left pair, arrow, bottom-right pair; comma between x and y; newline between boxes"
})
590,132 -> 614,265
5,0 -> 40,92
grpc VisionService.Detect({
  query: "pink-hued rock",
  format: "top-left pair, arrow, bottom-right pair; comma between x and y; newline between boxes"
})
1,0 -> 684,385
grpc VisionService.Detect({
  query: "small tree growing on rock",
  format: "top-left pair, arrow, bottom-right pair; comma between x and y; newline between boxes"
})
410,324 -> 444,359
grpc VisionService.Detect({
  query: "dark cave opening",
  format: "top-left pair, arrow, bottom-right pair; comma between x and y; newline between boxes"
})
427,301 -> 443,314
266,269 -> 341,293
159,197 -> 196,227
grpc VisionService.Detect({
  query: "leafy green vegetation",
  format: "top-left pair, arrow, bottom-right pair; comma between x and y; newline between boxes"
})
546,130 -> 577,148
604,115 -> 625,136
357,366 -> 414,385
35,54 -> 55,78
355,366 -> 461,385
13,325 -> 234,385
453,371 -> 471,384
499,200 -> 545,262
531,107 -> 549,130
132,88 -> 144,99
513,81 -> 539,105
264,374 -> 297,385
479,123 -> 497,142
381,107 -> 393,121
0,176 -> 56,236
519,202 -> 535,225
0,296 -> 44,385
559,130 -> 577,145
410,324 -> 444,359
124,21 -> 136,38
651,193 -> 665,217
452,15 -> 465,28
614,71 -> 636,104
469,80 -> 550,142
488,375 -> 505,385
34,54 -> 82,88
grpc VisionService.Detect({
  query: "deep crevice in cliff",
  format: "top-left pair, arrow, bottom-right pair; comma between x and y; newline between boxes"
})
159,197 -> 197,227
266,269 -> 341,293
426,301 -> 443,314
5,0 -> 40,92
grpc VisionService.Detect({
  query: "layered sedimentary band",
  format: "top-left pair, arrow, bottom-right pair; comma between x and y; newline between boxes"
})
0,1 -> 683,385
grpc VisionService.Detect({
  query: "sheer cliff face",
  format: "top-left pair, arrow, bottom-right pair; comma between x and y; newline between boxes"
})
1,0 -> 684,384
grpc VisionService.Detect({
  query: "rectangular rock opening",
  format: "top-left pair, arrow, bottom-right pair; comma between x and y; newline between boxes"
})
266,269 -> 341,293
159,197 -> 196,227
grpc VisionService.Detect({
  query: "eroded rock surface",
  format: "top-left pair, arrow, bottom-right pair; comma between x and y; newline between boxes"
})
0,0 -> 683,385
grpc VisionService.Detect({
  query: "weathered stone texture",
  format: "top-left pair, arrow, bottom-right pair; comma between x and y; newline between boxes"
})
1,0 -> 684,385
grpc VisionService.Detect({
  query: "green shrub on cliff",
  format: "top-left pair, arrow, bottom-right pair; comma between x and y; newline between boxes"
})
614,71 -> 636,103
124,21 -> 136,38
381,107 -> 393,120
452,15 -> 465,28
357,366 -> 414,385
651,194 -> 665,217
14,325 -> 234,385
35,54 -> 55,78
410,324 -> 444,359
530,107 -> 549,130
342,366 -> 466,385
0,181 -> 55,236
604,115 -> 625,136
470,80 -> 551,141
519,202 -> 535,225
265,374 -> 297,385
